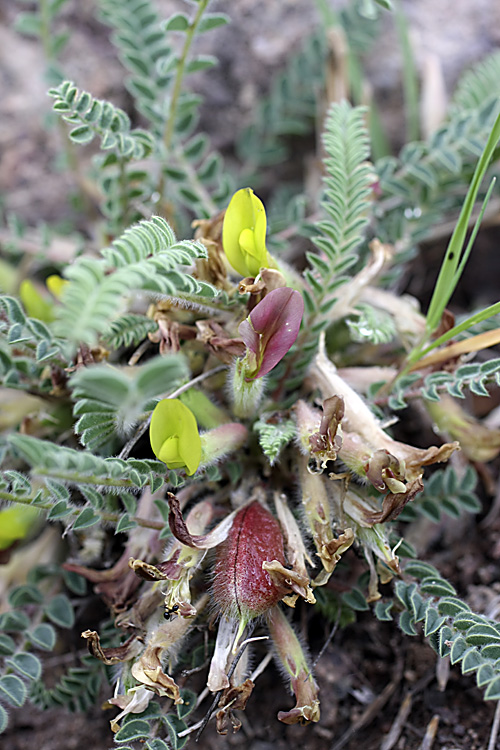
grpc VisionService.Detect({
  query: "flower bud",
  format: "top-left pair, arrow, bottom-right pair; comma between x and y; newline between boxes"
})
0,504 -> 40,551
297,455 -> 353,583
179,388 -> 230,428
200,422 -> 248,467
46,274 -> 68,298
238,287 -> 304,380
208,501 -> 290,691
294,397 -> 343,467
19,280 -> 55,323
213,501 -> 289,622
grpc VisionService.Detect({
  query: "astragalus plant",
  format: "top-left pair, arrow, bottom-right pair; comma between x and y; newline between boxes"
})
2,0 -> 500,746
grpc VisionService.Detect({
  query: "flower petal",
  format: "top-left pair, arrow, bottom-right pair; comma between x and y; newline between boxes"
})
207,615 -> 240,692
216,679 -> 255,735
167,492 -> 238,549
82,630 -> 142,665
262,560 -> 315,605
268,606 -> 320,725
222,188 -> 269,277
150,398 -> 201,476
239,287 -> 304,378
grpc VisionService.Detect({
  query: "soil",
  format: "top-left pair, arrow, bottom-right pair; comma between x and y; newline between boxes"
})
2,1 -> 500,749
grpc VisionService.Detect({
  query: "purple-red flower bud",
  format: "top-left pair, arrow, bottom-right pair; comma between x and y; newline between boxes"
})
238,287 -> 304,379
213,501 -> 289,620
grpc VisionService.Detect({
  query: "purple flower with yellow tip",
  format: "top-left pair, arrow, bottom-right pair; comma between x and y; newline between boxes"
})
222,188 -> 272,277
150,398 -> 201,476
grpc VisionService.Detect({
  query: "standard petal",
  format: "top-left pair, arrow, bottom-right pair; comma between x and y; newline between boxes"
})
150,398 -> 201,475
239,287 -> 304,379
223,188 -> 269,277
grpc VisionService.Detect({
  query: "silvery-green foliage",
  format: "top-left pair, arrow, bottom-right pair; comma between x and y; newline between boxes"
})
386,358 -> 500,409
0,295 -> 66,394
71,354 -> 189,450
238,0 -> 382,175
286,101 -> 373,385
377,561 -> 500,701
0,565 -> 89,734
374,52 -> 500,284
253,417 -> 296,465
397,465 -> 480,522
346,303 -> 396,345
98,0 -> 232,219
304,102 -> 373,321
49,81 -> 154,157
53,216 -> 217,347
450,50 -> 500,114
105,314 -> 159,350
97,0 -> 177,133
2,0 -> 500,740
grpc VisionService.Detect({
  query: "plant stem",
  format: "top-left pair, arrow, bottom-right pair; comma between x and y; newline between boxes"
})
38,0 -> 53,61
0,489 -> 164,531
157,0 -> 210,208
163,0 -> 209,153
117,157 -> 130,233
39,0 -> 95,215
394,0 -> 420,142
34,470 -> 139,487
414,305 -> 500,362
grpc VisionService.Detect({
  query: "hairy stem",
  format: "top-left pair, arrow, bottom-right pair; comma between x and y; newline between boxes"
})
33,470 -> 141,487
0,489 -> 164,530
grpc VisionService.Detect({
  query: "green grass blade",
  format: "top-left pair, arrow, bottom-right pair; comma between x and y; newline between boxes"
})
453,177 -> 496,286
418,301 -> 500,358
425,109 -> 500,334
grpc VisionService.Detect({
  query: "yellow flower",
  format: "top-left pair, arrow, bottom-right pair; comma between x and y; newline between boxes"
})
0,505 -> 40,551
150,399 -> 201,476
18,275 -> 68,323
222,188 -> 271,277
19,280 -> 55,322
46,274 -> 68,299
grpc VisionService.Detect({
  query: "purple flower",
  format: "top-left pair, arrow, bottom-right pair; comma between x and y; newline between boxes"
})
238,287 -> 304,379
